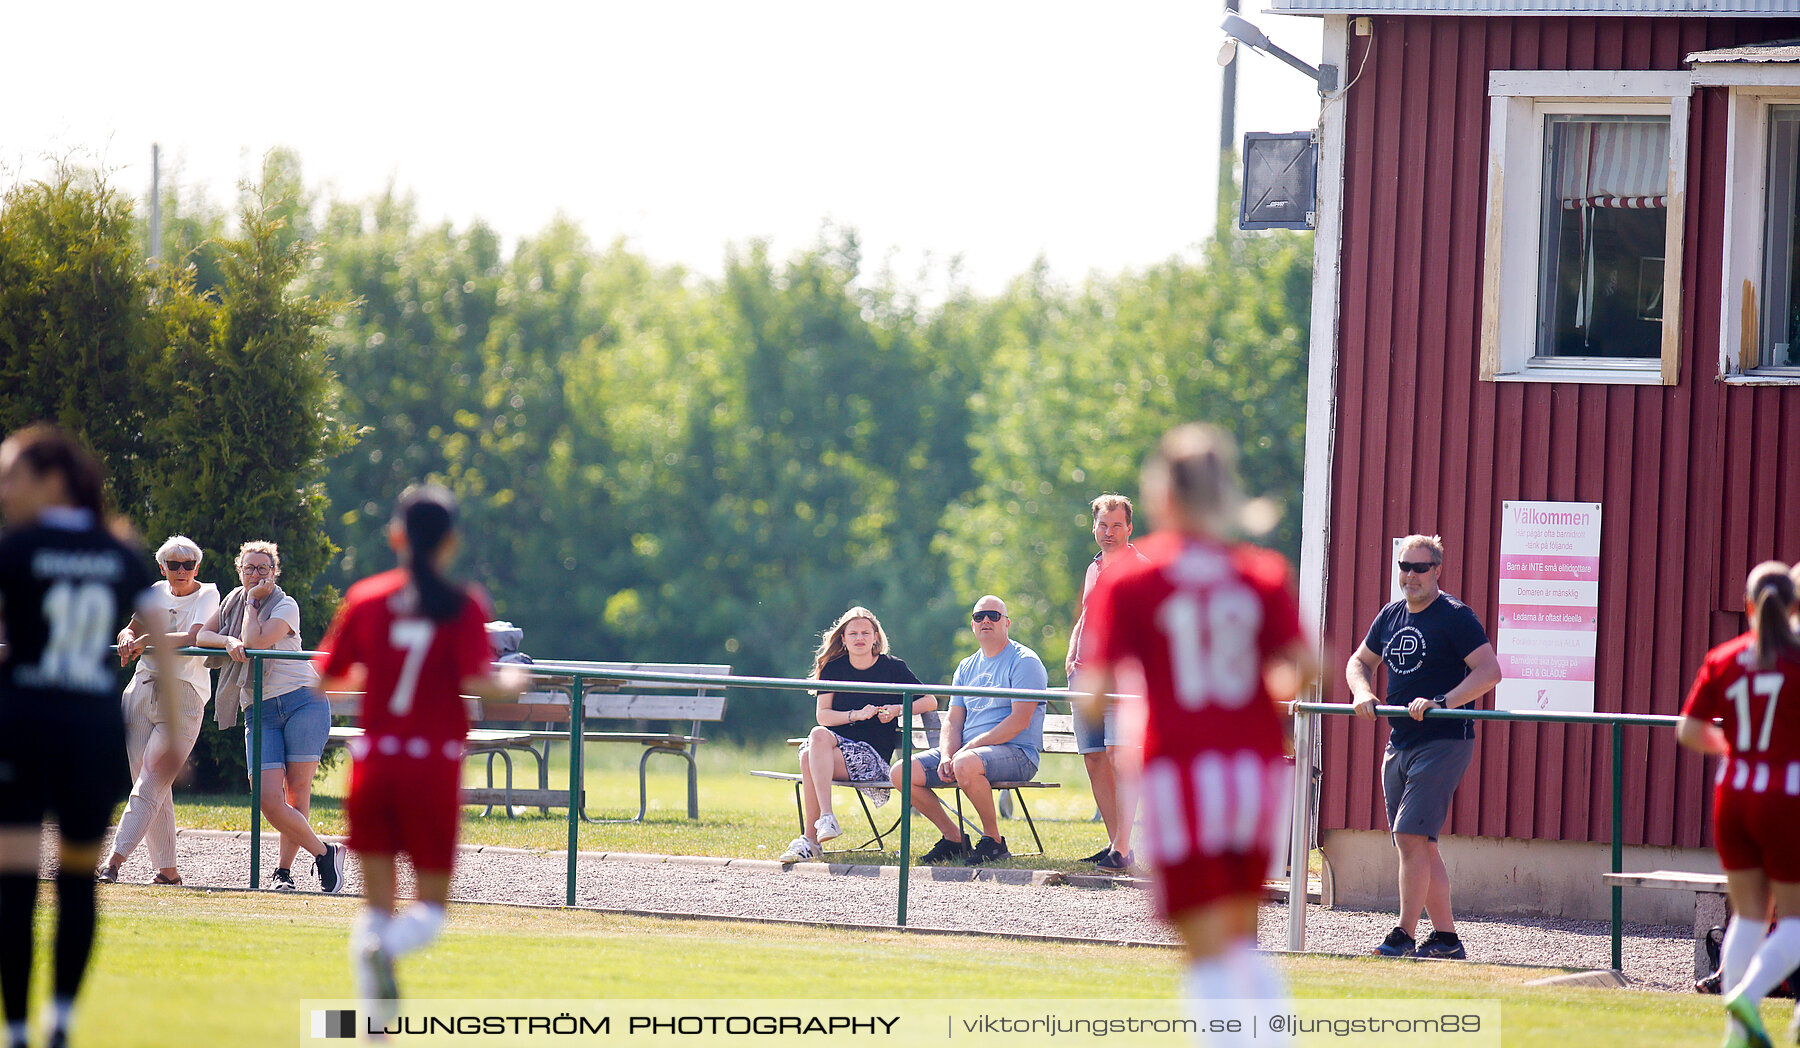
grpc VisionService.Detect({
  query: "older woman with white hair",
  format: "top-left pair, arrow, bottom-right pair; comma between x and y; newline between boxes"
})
99,536 -> 220,885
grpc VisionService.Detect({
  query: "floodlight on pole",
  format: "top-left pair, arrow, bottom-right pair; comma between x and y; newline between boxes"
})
1219,12 -> 1333,90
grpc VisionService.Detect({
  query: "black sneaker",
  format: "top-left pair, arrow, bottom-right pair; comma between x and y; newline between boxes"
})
1095,849 -> 1133,872
316,844 -> 346,894
1079,845 -> 1113,864
1414,930 -> 1466,959
1373,926 -> 1416,957
966,835 -> 1010,866
269,867 -> 296,891
919,835 -> 970,865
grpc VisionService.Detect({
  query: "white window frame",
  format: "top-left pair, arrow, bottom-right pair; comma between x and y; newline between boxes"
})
1480,71 -> 1691,385
1705,65 -> 1800,385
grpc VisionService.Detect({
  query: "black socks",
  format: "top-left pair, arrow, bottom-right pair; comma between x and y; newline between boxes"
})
0,873 -> 94,1044
52,872 -> 95,1004
0,874 -> 37,1026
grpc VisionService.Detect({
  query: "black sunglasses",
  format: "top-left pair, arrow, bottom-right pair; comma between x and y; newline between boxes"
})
1397,561 -> 1439,574
164,560 -> 198,572
971,610 -> 1004,623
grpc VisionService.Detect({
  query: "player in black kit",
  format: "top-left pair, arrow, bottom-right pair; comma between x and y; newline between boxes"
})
0,425 -> 163,1048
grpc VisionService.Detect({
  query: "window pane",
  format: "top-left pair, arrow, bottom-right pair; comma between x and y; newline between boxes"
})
1762,105 -> 1800,368
1536,115 -> 1669,359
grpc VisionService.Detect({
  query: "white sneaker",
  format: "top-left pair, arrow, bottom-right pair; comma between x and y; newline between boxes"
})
778,837 -> 820,863
813,813 -> 842,844
352,930 -> 399,1035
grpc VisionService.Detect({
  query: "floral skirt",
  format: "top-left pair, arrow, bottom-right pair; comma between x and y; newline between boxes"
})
799,733 -> 894,808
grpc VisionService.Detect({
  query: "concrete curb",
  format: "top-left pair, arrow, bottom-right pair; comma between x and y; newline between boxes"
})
1524,969 -> 1629,989
176,830 -> 1138,887
180,830 -> 1306,895
170,831 -> 1341,902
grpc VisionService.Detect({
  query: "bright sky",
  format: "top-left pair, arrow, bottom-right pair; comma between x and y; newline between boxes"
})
5,1 -> 1323,294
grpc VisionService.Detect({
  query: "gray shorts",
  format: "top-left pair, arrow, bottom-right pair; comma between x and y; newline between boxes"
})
1073,705 -> 1117,753
913,744 -> 1039,786
1068,665 -> 1115,753
1382,736 -> 1475,840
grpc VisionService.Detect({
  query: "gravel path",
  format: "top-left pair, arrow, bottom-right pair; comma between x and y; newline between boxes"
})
94,830 -> 1697,993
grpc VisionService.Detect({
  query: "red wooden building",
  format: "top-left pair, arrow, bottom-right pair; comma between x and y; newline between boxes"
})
1271,0 -> 1800,919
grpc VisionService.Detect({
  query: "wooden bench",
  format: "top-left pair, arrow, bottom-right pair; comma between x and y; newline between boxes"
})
325,723 -> 564,812
1601,870 -> 1728,979
328,661 -> 729,823
751,713 -> 1077,856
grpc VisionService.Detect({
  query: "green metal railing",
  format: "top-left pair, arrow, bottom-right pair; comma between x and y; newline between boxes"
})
206,648 -> 1691,969
217,649 -> 1087,927
180,646 -> 330,888
521,662 -> 1096,926
211,648 -> 586,896
1291,700 -> 1682,972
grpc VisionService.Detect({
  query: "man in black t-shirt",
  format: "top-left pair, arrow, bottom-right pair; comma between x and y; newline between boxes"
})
1345,534 -> 1502,961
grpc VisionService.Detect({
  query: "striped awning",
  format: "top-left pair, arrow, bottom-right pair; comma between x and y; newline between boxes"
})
1561,195 -> 1668,210
1556,120 -> 1668,209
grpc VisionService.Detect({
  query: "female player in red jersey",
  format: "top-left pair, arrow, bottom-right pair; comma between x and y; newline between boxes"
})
1678,562 -> 1800,1048
1079,424 -> 1315,1048
315,485 -> 526,1016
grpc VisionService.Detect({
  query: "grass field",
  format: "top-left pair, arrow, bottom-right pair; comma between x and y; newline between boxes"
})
65,888 -> 1765,1047
135,743 -> 1780,1046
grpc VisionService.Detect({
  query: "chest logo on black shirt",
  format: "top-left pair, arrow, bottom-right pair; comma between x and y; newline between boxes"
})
1383,626 -> 1428,676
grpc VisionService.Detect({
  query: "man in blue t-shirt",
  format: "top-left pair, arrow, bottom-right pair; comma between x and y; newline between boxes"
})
1345,535 -> 1502,961
892,595 -> 1048,867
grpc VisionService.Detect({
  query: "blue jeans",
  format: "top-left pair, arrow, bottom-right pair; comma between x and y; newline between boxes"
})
244,687 -> 330,771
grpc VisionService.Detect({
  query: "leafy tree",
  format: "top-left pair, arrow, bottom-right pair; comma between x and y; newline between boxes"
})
306,206 -> 640,663
301,196 -> 1308,737
0,161 -> 354,789
584,232 -> 980,733
307,213 -> 984,740
309,189 -> 505,584
0,168 -> 157,518
139,179 -> 354,631
146,184 -> 354,787
936,224 -> 1312,679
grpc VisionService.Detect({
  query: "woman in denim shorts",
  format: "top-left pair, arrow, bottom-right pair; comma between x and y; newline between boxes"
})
198,541 -> 344,893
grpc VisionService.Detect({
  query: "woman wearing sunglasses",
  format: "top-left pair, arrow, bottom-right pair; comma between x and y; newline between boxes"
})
99,537 -> 220,885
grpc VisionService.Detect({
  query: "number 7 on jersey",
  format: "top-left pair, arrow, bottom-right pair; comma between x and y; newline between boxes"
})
387,620 -> 438,715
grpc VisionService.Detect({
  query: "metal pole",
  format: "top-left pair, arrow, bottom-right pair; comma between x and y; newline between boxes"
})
1286,703 -> 1314,951
1611,720 -> 1624,972
148,143 -> 161,265
897,689 -> 914,927
1219,0 -> 1239,240
567,675 -> 584,907
249,655 -> 264,889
